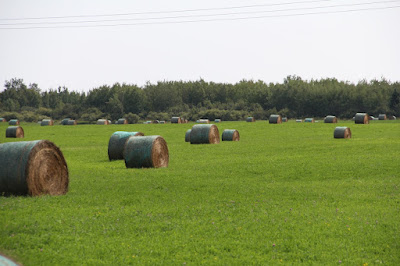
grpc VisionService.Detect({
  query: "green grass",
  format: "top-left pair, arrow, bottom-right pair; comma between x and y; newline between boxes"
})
0,120 -> 399,265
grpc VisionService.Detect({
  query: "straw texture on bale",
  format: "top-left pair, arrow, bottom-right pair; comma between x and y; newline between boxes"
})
304,118 -> 315,123
190,124 -> 220,144
108,131 -> 144,161
0,140 -> 69,196
117,118 -> 128,124
171,117 -> 181,123
0,118 -> 5,122
282,117 -> 288,122
6,126 -> 24,138
61,118 -> 71,125
355,113 -> 369,124
334,127 -> 352,139
124,135 -> 169,168
324,115 -> 337,123
222,129 -> 240,141
41,119 -> 54,126
9,119 -> 19,125
246,117 -> 255,122
66,120 -> 77,125
269,114 -> 282,124
97,119 -> 109,125
185,129 -> 191,142
378,114 -> 387,120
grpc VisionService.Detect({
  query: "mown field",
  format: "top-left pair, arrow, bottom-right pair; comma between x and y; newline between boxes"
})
0,120 -> 399,265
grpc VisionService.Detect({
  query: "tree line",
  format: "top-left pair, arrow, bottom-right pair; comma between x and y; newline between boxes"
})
0,76 -> 399,123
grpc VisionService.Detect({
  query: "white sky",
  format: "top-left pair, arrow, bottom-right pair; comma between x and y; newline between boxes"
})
0,0 -> 399,92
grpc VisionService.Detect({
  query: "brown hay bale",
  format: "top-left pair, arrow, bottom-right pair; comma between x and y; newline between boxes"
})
97,119 -> 109,125
0,140 -> 69,196
334,127 -> 352,139
0,118 -> 6,122
222,129 -> 240,141
171,117 -> 181,123
9,119 -> 19,125
324,115 -> 337,123
304,118 -> 315,123
41,119 -> 54,126
67,120 -> 77,125
190,124 -> 220,144
355,113 -> 369,124
108,131 -> 144,161
246,117 -> 255,122
6,126 -> 24,138
269,114 -> 282,124
124,136 -> 169,168
378,114 -> 387,120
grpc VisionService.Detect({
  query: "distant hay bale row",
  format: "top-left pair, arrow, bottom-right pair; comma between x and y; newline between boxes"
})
9,119 -> 19,125
41,119 -> 54,126
334,127 -> 351,139
0,140 -> 68,196
355,113 -> 369,124
108,131 -> 144,161
269,114 -> 282,124
324,115 -> 337,123
124,136 -> 169,168
222,129 -> 240,141
6,126 -> 24,138
246,117 -> 255,122
171,117 -> 188,123
190,124 -> 220,144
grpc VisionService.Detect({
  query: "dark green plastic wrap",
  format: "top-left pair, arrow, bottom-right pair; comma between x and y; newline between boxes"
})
117,118 -> 127,124
6,126 -> 24,138
269,114 -> 282,124
61,118 -> 71,125
222,129 -> 240,141
246,117 -> 255,122
190,124 -> 220,144
282,117 -> 288,122
185,129 -> 191,142
41,119 -> 54,126
304,118 -> 314,123
334,127 -> 351,139
67,120 -> 77,125
108,131 -> 144,161
0,140 -> 69,196
9,119 -> 19,125
124,135 -> 169,168
355,113 -> 369,124
324,115 -> 337,123
378,114 -> 387,120
171,117 -> 181,123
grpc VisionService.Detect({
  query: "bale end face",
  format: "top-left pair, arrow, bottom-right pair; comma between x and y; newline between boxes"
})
124,136 -> 169,168
334,127 -> 352,139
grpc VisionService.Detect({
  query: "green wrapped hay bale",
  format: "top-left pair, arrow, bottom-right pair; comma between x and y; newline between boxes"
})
185,129 -> 191,142
214,119 -> 221,123
246,117 -> 255,122
324,115 -> 337,123
117,118 -> 128,124
222,129 -> 240,141
388,115 -> 396,120
355,113 -> 369,124
0,118 -> 6,122
41,119 -> 54,126
171,117 -> 181,124
124,135 -> 169,168
0,140 -> 69,196
159,121 -> 166,124
296,119 -> 302,123
190,124 -> 220,144
269,114 -> 282,124
334,127 -> 351,139
61,118 -> 71,125
304,118 -> 315,123
67,120 -> 77,125
198,119 -> 210,124
108,131 -> 144,161
9,119 -> 19,126
97,119 -> 109,125
282,117 -> 288,122
6,126 -> 24,138
378,114 -> 387,120
0,254 -> 18,266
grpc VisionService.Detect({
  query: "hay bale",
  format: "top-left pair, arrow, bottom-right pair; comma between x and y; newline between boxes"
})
185,129 -> 191,142
378,114 -> 387,120
159,121 -> 166,124
152,120 -> 160,124
0,118 -> 6,122
6,126 -> 24,138
215,119 -> 221,123
97,119 -> 109,125
198,119 -> 210,124
269,114 -> 282,124
324,115 -> 337,123
334,127 -> 352,139
8,119 -> 19,125
0,140 -> 69,196
171,117 -> 181,124
388,115 -> 396,120
246,117 -> 255,122
66,120 -> 77,125
296,119 -> 302,122
61,118 -> 71,125
304,118 -> 315,123
41,119 -> 54,126
222,129 -> 240,141
190,124 -> 220,144
282,117 -> 288,122
124,135 -> 169,168
108,131 -> 144,161
117,118 -> 128,124
355,113 -> 369,124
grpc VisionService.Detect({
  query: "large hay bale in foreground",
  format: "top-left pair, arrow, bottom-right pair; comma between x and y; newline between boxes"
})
9,119 -> 19,126
6,126 -> 24,138
0,118 -> 6,122
0,140 -> 69,196
324,115 -> 337,123
334,127 -> 352,139
97,119 -> 109,125
41,119 -> 54,126
185,129 -> 191,142
190,124 -> 220,144
108,131 -> 144,161
61,118 -> 71,125
222,129 -> 240,141
355,113 -> 369,124
66,120 -> 77,125
246,117 -> 255,122
269,114 -> 282,124
378,114 -> 387,120
117,118 -> 128,124
171,117 -> 182,124
304,118 -> 315,123
124,136 -> 169,168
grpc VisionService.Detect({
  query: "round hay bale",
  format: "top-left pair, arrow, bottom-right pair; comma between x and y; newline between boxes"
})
324,115 -> 337,123
334,127 -> 352,139
124,135 -> 169,168
198,119 -> 210,124
117,118 -> 128,124
269,114 -> 282,124
296,119 -> 303,122
67,120 -> 77,125
282,117 -> 288,122
215,119 -> 221,123
61,118 -> 71,125
152,120 -> 160,124
171,117 -> 181,124
304,118 -> 315,123
388,115 -> 396,120
9,119 -> 19,126
378,114 -> 387,120
222,129 -> 240,141
190,124 -> 220,144
0,140 -> 69,196
6,126 -> 24,138
0,118 -> 6,122
97,119 -> 109,125
355,113 -> 369,124
41,119 -> 54,126
185,129 -> 191,142
108,131 -> 144,161
246,117 -> 255,122
159,121 -> 166,124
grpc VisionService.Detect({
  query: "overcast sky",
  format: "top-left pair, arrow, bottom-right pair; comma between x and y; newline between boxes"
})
0,0 -> 399,92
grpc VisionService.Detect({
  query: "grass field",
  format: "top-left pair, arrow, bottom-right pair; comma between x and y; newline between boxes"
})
0,120 -> 399,265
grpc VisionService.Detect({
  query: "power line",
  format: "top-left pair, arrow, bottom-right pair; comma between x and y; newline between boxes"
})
0,0 -> 398,26
0,5 -> 399,30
